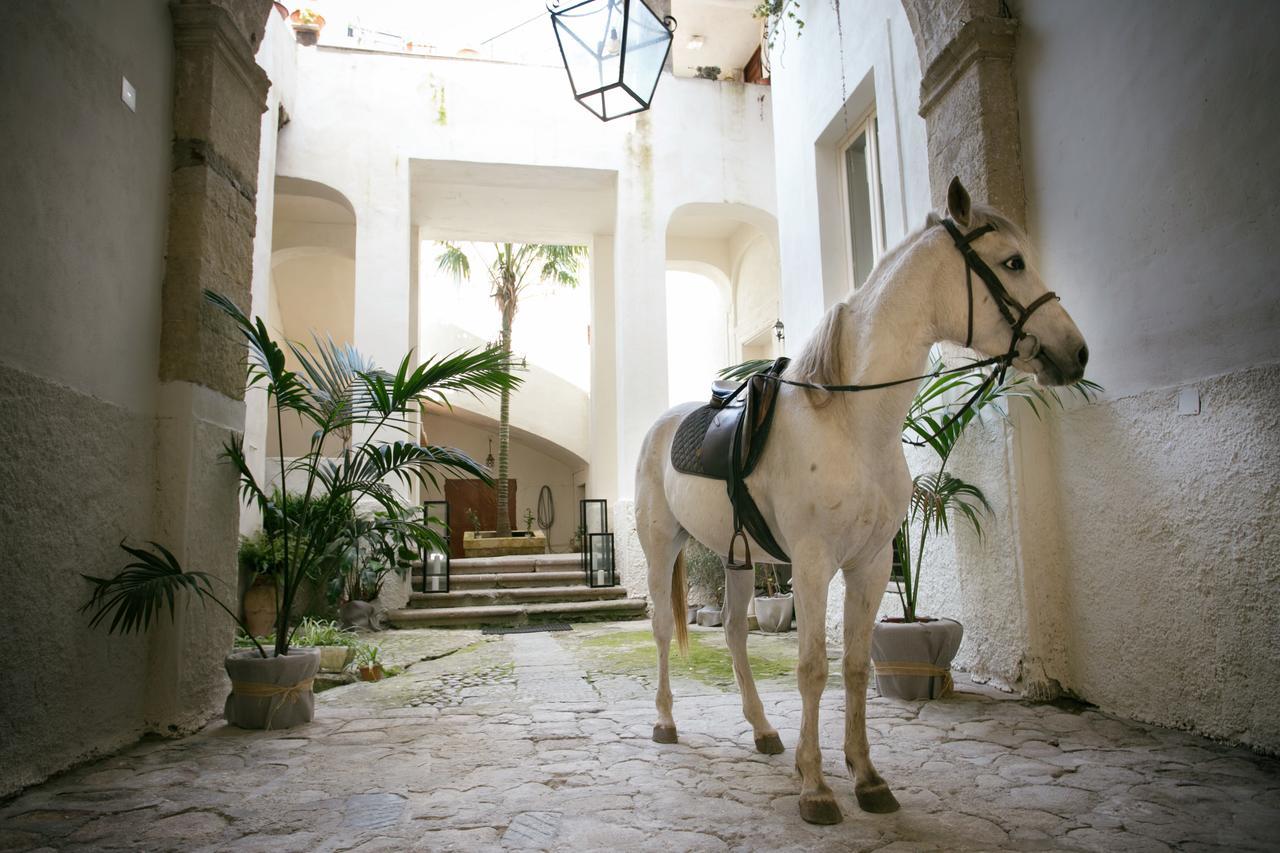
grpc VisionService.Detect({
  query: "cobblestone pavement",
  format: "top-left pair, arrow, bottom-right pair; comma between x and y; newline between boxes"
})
2,622 -> 1278,852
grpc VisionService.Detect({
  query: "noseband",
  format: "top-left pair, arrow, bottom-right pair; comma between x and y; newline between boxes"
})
756,218 -> 1062,447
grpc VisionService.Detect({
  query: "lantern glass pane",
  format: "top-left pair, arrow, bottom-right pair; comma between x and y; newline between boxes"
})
622,1 -> 670,105
553,0 -> 622,96
603,86 -> 643,119
424,551 -> 447,592
589,533 -> 614,587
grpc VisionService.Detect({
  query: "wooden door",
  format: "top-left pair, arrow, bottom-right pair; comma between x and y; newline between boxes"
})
442,479 -> 518,559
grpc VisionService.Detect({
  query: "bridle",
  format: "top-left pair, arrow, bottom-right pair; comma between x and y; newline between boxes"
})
758,217 -> 1062,447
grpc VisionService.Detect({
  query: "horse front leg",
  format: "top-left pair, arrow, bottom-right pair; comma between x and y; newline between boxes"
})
723,566 -> 783,754
843,545 -> 900,813
792,556 -> 842,825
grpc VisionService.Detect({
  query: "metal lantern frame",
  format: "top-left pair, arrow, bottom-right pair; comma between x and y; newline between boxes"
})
548,0 -> 677,122
587,532 -> 618,588
579,498 -> 609,579
421,500 -> 451,594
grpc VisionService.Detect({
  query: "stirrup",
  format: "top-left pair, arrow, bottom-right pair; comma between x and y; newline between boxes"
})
726,529 -> 754,571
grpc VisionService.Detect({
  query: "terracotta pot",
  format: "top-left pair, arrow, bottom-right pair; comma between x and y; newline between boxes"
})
242,575 -> 277,638
224,648 -> 319,730
870,618 -> 963,700
358,664 -> 384,682
754,593 -> 793,633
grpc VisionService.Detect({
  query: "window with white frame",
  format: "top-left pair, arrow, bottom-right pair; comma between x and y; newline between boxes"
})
838,113 -> 887,290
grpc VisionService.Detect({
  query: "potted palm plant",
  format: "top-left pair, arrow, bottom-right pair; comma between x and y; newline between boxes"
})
872,362 -> 1099,700
82,290 -> 515,729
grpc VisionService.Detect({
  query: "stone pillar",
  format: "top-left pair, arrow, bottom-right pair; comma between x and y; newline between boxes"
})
905,0 -> 1068,697
146,0 -> 272,730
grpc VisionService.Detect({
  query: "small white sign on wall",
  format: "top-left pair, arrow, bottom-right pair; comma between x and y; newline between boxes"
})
1177,386 -> 1201,416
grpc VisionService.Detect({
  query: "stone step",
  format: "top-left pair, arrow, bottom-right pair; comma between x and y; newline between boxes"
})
406,585 -> 628,609
418,571 -> 586,590
442,553 -> 581,575
387,597 -> 649,628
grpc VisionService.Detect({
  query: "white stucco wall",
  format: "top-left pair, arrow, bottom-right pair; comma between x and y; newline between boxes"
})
1012,0 -> 1280,750
1,0 -> 167,796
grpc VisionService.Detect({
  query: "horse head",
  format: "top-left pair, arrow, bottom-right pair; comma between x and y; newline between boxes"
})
940,177 -> 1089,386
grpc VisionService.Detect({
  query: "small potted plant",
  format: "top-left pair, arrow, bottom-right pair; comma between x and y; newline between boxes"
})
753,563 -> 793,633
289,7 -> 325,46
356,644 -> 385,682
684,539 -> 725,627
523,507 -> 535,533
872,363 -> 1099,700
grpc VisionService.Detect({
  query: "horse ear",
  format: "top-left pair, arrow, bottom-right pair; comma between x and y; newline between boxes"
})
946,176 -> 971,227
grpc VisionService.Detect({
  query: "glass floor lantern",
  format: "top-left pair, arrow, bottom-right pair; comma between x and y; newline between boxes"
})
421,500 -> 450,594
548,0 -> 676,121
587,532 -> 617,588
579,498 -> 609,580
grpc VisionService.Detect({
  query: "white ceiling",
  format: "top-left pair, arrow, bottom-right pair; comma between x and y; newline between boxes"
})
411,160 -> 617,243
670,0 -> 762,80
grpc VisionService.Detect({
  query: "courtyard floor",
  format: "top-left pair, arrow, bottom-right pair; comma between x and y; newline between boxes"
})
2,621 -> 1278,852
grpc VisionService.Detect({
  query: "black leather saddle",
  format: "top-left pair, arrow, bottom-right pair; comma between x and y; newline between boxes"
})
671,357 -> 791,563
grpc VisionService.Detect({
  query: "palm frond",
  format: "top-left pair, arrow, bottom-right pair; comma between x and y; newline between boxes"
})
718,359 -> 776,382
435,242 -> 470,282
81,541 -> 217,635
908,471 -> 993,538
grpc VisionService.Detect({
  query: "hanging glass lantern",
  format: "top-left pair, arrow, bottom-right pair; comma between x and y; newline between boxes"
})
548,0 -> 677,121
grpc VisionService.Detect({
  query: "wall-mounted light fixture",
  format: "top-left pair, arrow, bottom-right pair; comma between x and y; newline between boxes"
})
687,34 -> 705,50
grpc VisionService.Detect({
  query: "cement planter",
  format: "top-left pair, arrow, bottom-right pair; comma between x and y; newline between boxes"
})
315,645 -> 355,673
754,593 -> 793,633
696,605 -> 723,627
340,599 -> 382,631
870,618 -> 963,701
224,648 -> 320,730
462,530 -> 546,558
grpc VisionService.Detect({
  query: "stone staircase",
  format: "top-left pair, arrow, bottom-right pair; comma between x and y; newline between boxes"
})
389,553 -> 648,628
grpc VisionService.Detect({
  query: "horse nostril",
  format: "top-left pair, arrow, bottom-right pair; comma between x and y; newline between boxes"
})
1077,345 -> 1090,368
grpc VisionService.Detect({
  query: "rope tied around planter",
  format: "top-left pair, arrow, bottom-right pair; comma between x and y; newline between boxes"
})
872,661 -> 954,698
230,678 -> 315,729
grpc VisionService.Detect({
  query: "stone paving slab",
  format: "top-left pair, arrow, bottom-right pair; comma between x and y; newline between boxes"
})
2,621 -> 1278,851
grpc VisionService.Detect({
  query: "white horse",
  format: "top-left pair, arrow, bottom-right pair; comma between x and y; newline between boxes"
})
635,178 -> 1089,825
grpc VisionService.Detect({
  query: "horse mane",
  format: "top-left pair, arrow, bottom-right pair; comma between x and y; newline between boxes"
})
790,204 -> 1027,402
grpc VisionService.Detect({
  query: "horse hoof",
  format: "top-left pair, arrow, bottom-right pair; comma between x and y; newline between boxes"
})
754,733 -> 785,754
855,782 -> 900,814
652,724 -> 678,744
798,794 -> 844,825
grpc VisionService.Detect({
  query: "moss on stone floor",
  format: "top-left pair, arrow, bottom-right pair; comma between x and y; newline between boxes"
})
572,628 -> 797,688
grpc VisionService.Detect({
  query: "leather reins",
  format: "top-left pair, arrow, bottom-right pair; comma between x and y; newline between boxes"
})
761,218 -> 1061,448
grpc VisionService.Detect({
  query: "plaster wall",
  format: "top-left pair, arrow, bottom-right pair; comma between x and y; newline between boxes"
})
243,12 -> 298,533
419,415 -> 582,551
0,0 -> 176,796
768,0 -> 932,335
1011,0 -> 1280,749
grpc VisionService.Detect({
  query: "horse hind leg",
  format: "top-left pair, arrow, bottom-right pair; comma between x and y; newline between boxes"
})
722,565 -> 783,754
638,497 -> 687,745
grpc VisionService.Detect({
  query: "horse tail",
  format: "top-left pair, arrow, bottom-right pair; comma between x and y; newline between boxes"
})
672,549 -> 689,657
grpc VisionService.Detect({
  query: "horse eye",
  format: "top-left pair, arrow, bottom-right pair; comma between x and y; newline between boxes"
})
1003,255 -> 1025,271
